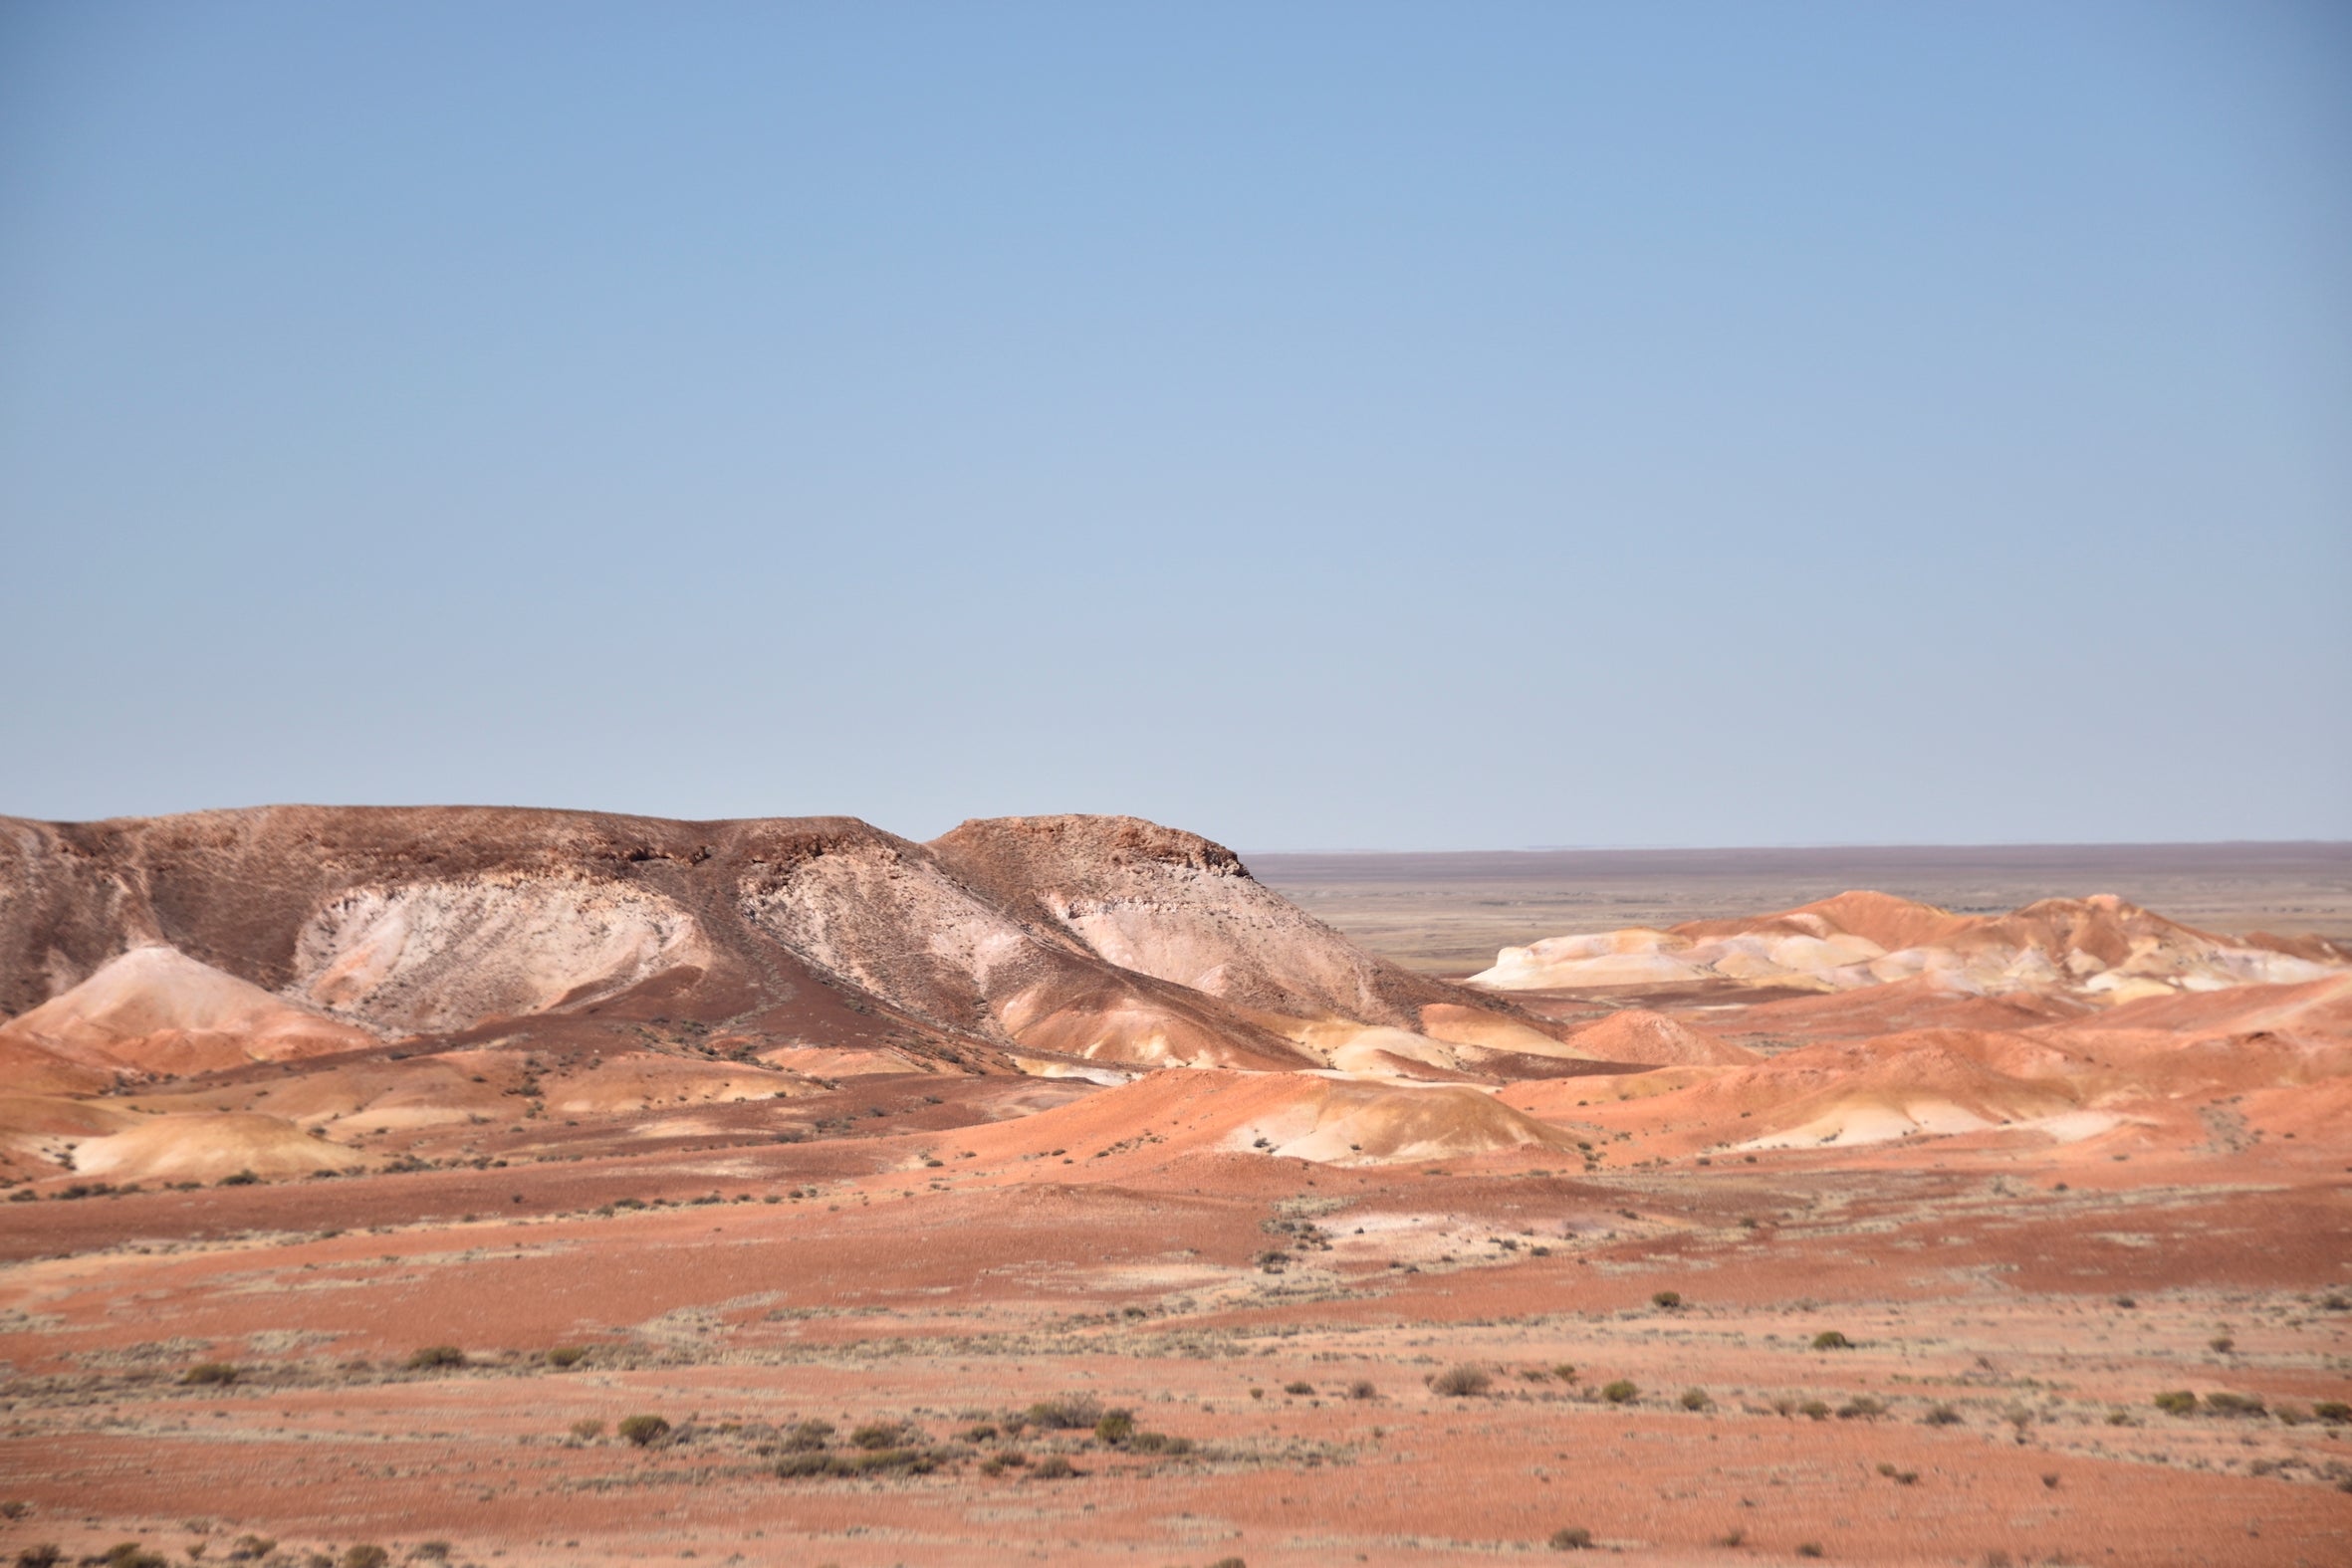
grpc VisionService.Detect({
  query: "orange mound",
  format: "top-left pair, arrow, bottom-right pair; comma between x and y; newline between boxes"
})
0,945 -> 378,1079
1563,1008 -> 1757,1066
64,1111 -> 381,1185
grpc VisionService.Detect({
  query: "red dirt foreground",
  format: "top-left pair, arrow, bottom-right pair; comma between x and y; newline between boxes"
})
2,811 -> 2350,1566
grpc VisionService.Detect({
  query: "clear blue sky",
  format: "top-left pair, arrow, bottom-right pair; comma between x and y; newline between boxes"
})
3,2 -> 2346,849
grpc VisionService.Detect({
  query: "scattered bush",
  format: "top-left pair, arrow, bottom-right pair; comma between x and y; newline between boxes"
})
1679,1388 -> 1710,1412
341,1548 -> 388,1568
962,1422 -> 999,1443
1838,1396 -> 1887,1421
2209,1336 -> 2235,1355
1651,1290 -> 1682,1309
1027,1394 -> 1103,1430
182,1362 -> 240,1387
1093,1410 -> 1135,1445
617,1414 -> 671,1448
849,1421 -> 911,1451
1810,1330 -> 1854,1350
1030,1455 -> 1078,1479
2152,1391 -> 2198,1416
1206,1558 -> 1245,1568
1347,1380 -> 1377,1400
1796,1545 -> 1823,1560
1923,1404 -> 1962,1427
2204,1392 -> 2266,1418
783,1419 -> 835,1451
1876,1462 -> 1918,1484
13,1547 -> 61,1568
1798,1400 -> 1831,1421
223,1538 -> 275,1563
218,1170 -> 260,1188
1552,1363 -> 1576,1383
404,1345 -> 466,1371
546,1346 -> 588,1368
99,1549 -> 167,1568
1125,1432 -> 1193,1456
776,1451 -> 836,1477
1547,1526 -> 1593,1551
1432,1365 -> 1492,1398
1282,1381 -> 1314,1397
1600,1380 -> 1638,1405
2313,1401 -> 2351,1424
569,1419 -> 604,1442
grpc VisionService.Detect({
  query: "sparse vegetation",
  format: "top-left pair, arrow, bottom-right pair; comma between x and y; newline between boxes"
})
617,1414 -> 671,1447
569,1419 -> 604,1442
1347,1379 -> 1377,1400
1838,1396 -> 1887,1420
2313,1401 -> 2351,1424
1798,1400 -> 1831,1421
181,1362 -> 240,1386
1031,1454 -> 1078,1479
1651,1290 -> 1682,1309
545,1345 -> 588,1368
1810,1330 -> 1853,1350
1923,1404 -> 1963,1426
1432,1365 -> 1492,1397
1876,1462 -> 1919,1484
2153,1391 -> 2198,1416
404,1345 -> 466,1371
2203,1391 -> 2265,1418
1282,1381 -> 1314,1396
1679,1387 -> 1710,1411
1601,1380 -> 1638,1405
1547,1526 -> 1593,1550
13,1547 -> 60,1568
1027,1394 -> 1103,1429
1092,1409 -> 1135,1444
340,1548 -> 388,1568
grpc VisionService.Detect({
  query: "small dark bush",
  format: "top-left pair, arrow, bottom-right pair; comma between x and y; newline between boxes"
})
1876,1462 -> 1918,1484
783,1418 -> 835,1451
182,1362 -> 240,1386
1028,1394 -> 1103,1430
1347,1380 -> 1377,1400
1837,1396 -> 1887,1420
1796,1545 -> 1823,1560
546,1346 -> 588,1368
776,1451 -> 837,1477
962,1423 -> 999,1443
1810,1331 -> 1853,1350
1207,1558 -> 1246,1568
1093,1410 -> 1135,1444
2152,1391 -> 2198,1416
1432,1365 -> 1492,1397
1548,1526 -> 1593,1550
1126,1432 -> 1193,1456
341,1548 -> 389,1568
1030,1454 -> 1078,1479
2313,1401 -> 2351,1424
2209,1336 -> 2234,1354
1923,1404 -> 1962,1426
2204,1392 -> 2265,1418
850,1420 -> 915,1450
1282,1381 -> 1314,1397
1798,1400 -> 1831,1421
223,1536 -> 275,1563
617,1414 -> 671,1448
101,1548 -> 169,1568
218,1170 -> 260,1188
1679,1388 -> 1710,1412
1600,1380 -> 1638,1405
404,1345 -> 466,1371
1651,1290 -> 1682,1309
14,1546 -> 61,1568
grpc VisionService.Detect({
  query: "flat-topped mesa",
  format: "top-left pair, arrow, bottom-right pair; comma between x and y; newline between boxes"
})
0,805 -> 1584,1085
1471,888 -> 2349,1003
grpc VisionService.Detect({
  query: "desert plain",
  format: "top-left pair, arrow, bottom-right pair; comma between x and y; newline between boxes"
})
1,810 -> 2348,1568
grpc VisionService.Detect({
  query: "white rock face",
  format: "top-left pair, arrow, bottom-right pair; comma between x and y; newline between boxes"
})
291,875 -> 709,1034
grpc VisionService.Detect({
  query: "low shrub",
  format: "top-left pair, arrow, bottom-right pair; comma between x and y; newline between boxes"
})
1347,1380 -> 1377,1400
2152,1391 -> 2198,1416
1876,1462 -> 1919,1484
1923,1404 -> 1962,1427
1798,1400 -> 1830,1421
182,1362 -> 240,1386
546,1346 -> 588,1368
1679,1388 -> 1710,1412
850,1421 -> 912,1451
1600,1380 -> 1637,1405
1796,1545 -> 1823,1560
1126,1432 -> 1194,1456
13,1547 -> 61,1568
2313,1401 -> 2351,1424
223,1537 -> 275,1563
1432,1365 -> 1492,1398
1553,1363 -> 1576,1383
1837,1396 -> 1887,1420
341,1548 -> 389,1568
617,1414 -> 671,1448
404,1345 -> 466,1371
776,1451 -> 837,1477
1547,1526 -> 1593,1550
569,1419 -> 604,1442
1651,1290 -> 1682,1309
1810,1331 -> 1853,1350
1030,1455 -> 1079,1479
1093,1410 -> 1135,1445
1028,1394 -> 1103,1430
218,1170 -> 260,1188
1281,1381 -> 1314,1396
962,1423 -> 999,1443
783,1419 -> 835,1451
2204,1392 -> 2266,1418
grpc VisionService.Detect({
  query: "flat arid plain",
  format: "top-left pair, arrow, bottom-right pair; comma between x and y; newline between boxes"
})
2,811 -> 2349,1568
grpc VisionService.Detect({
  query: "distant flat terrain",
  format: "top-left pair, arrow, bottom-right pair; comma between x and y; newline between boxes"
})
1250,841 -> 2352,973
